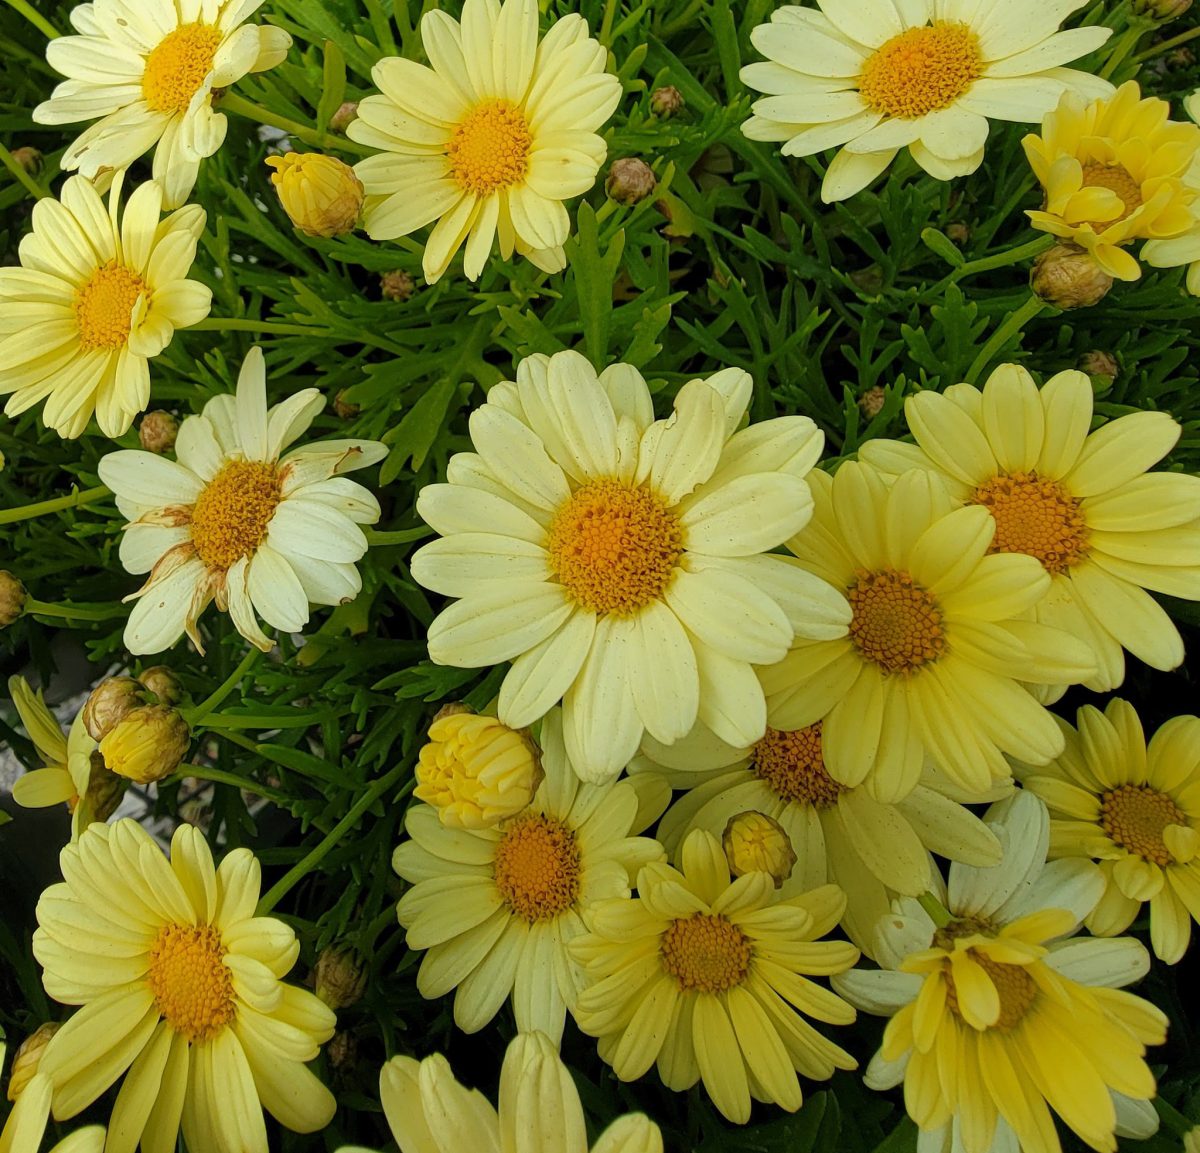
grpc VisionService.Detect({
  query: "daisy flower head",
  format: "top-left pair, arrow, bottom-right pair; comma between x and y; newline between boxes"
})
98,346 -> 388,655
33,0 -> 292,208
762,462 -> 1096,804
392,707 -> 665,1044
571,828 -> 859,1124
348,0 -> 621,283
0,174 -> 210,439
1018,698 -> 1200,964
33,819 -> 337,1153
833,791 -> 1166,1153
859,363 -> 1200,693
1024,81 -> 1200,287
0,1066 -> 104,1153
411,348 -> 849,783
633,720 -> 1004,954
740,0 -> 1113,203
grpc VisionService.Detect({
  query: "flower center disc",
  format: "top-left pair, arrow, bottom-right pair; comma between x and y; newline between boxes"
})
969,471 -> 1089,574
142,23 -> 222,115
751,724 -> 844,808
660,912 -> 752,993
493,812 -> 581,921
547,479 -> 682,615
447,98 -> 533,195
859,22 -> 982,120
147,923 -> 235,1042
190,460 -> 282,572
944,952 -> 1036,1031
1101,784 -> 1186,866
847,568 -> 947,674
75,262 -> 146,351
1079,162 -> 1145,231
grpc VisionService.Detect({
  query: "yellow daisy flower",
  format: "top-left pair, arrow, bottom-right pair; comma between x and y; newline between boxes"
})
336,1031 -> 662,1153
859,364 -> 1200,693
571,828 -> 859,1125
412,348 -> 848,782
34,0 -> 292,208
0,1070 -> 104,1153
1017,698 -> 1200,964
762,463 -> 1095,803
392,707 -> 665,1043
33,819 -> 337,1153
834,791 -> 1165,1153
349,0 -> 620,283
0,175 -> 210,439
632,721 -> 1003,954
741,0 -> 1112,203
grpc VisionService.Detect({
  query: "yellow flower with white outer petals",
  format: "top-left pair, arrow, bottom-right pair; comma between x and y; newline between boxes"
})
349,0 -> 620,283
1017,698 -> 1200,964
0,175 -> 210,439
0,1070 -> 104,1153
392,708 -> 666,1044
34,0 -> 292,208
33,819 -> 336,1153
740,0 -> 1112,203
833,791 -> 1166,1153
1023,82 -> 1200,285
335,1032 -> 662,1153
859,364 -> 1200,694
762,463 -> 1096,803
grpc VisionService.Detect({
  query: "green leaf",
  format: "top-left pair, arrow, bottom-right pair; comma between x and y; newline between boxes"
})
564,202 -> 626,368
315,41 -> 347,132
380,375 -> 462,483
921,227 -> 966,268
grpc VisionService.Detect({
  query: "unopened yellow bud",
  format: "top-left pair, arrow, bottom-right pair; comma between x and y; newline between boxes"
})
10,147 -> 43,176
606,157 -> 657,206
1078,350 -> 1118,383
266,152 -> 364,238
330,101 -> 359,133
99,705 -> 190,784
138,410 -> 179,454
138,665 -> 183,705
0,570 -> 26,627
380,269 -> 415,301
83,676 -> 142,741
722,811 -> 797,888
858,385 -> 886,419
7,1024 -> 59,1101
415,709 -> 543,828
1031,244 -> 1113,309
650,86 -> 684,117
314,946 -> 368,1009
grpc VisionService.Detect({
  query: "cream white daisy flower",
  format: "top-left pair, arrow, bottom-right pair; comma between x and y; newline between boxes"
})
411,349 -> 850,783
741,0 -> 1113,203
348,0 -> 621,282
34,0 -> 292,208
98,346 -> 387,655
0,175 -> 210,439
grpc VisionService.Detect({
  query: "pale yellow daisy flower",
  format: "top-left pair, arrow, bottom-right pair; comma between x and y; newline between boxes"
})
0,175 -> 210,439
741,0 -> 1112,203
349,0 -> 620,282
1017,698 -> 1200,964
859,364 -> 1200,693
34,0 -> 292,207
834,791 -> 1165,1153
392,707 -> 665,1044
98,346 -> 387,655
411,348 -> 849,783
34,818 -> 336,1153
0,1070 -> 104,1153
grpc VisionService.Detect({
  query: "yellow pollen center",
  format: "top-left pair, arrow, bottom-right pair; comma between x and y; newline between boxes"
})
146,923 -> 235,1042
968,471 -> 1090,575
660,913 -> 752,993
546,479 -> 682,615
75,262 -> 146,351
447,98 -> 533,195
142,24 -> 222,115
189,460 -> 282,572
859,22 -> 982,120
1079,162 -> 1145,231
847,568 -> 947,674
493,812 -> 581,921
944,952 -> 1036,1031
750,724 -> 844,808
1101,784 -> 1186,867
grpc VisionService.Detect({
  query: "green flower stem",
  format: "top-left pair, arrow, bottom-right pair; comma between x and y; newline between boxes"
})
964,295 -> 1048,385
951,235 -> 1055,281
1099,22 -> 1149,80
0,141 -> 47,200
0,484 -> 109,525
1133,23 -> 1200,62
917,891 -> 952,929
23,597 -> 126,623
1153,1095 -> 1196,1137
219,92 -> 372,157
190,317 -> 332,338
186,647 -> 263,727
598,0 -> 620,46
172,764 -> 289,805
256,759 -> 412,915
2,0 -> 60,39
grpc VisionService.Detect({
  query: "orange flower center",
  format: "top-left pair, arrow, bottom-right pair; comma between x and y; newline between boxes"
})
847,568 -> 946,674
447,98 -> 533,195
493,812 -> 580,921
75,262 -> 146,351
1079,162 -> 1145,232
142,23 -> 223,115
944,953 -> 1036,1031
190,460 -> 282,572
968,471 -> 1090,574
750,724 -> 844,808
660,913 -> 752,993
859,22 -> 982,120
147,923 -> 236,1042
1101,784 -> 1186,867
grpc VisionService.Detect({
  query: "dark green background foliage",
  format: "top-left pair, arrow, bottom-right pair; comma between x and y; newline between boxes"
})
2,0 -> 1200,1148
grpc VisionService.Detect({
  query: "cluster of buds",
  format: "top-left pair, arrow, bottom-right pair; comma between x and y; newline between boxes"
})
266,152 -> 365,238
721,811 -> 797,888
1132,0 -> 1192,17
83,668 -> 188,784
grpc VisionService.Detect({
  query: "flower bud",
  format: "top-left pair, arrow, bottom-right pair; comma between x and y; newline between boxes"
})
650,86 -> 684,118
415,708 -> 543,829
606,157 -> 658,206
10,147 -> 43,177
945,221 -> 970,244
722,811 -> 797,888
266,152 -> 365,238
0,570 -> 26,627
1030,244 -> 1113,309
7,1024 -> 59,1101
99,704 -> 190,784
329,101 -> 359,133
83,751 -> 127,823
138,410 -> 179,454
138,665 -> 184,705
314,946 -> 368,1009
333,390 -> 360,420
83,676 -> 142,741
380,270 -> 415,301
1132,0 -> 1191,17
1077,350 -> 1119,383
858,385 -> 886,419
